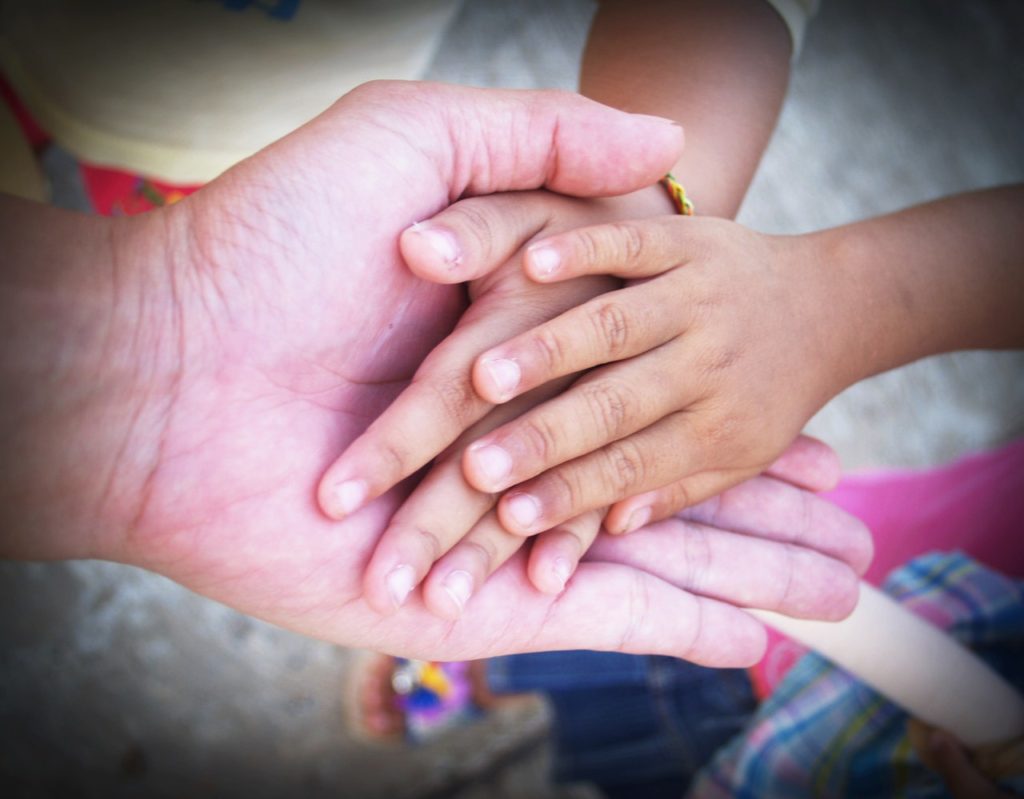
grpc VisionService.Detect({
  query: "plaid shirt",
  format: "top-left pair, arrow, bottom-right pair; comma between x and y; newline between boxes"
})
688,552 -> 1024,798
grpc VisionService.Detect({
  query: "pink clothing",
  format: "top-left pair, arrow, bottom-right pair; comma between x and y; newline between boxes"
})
752,437 -> 1024,696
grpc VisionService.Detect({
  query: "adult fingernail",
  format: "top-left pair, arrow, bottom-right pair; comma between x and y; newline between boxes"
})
411,223 -> 462,268
622,506 -> 652,535
386,564 -> 416,609
506,493 -> 541,531
469,443 -> 512,488
482,357 -> 520,400
528,246 -> 561,277
442,570 -> 474,616
331,479 -> 367,518
552,557 -> 573,592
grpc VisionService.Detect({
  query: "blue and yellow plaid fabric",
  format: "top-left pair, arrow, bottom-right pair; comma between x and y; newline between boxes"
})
689,552 -> 1024,798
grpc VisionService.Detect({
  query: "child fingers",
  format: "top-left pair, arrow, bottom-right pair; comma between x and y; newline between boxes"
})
471,282 -> 683,404
318,363 -> 489,521
318,307 -> 546,521
420,509 -> 603,620
587,518 -> 861,621
420,510 -> 525,620
523,216 -> 695,283
361,454 -> 496,616
526,509 -> 604,595
361,388 -> 572,615
400,192 -> 555,283
464,358 -> 691,495
495,412 -> 707,536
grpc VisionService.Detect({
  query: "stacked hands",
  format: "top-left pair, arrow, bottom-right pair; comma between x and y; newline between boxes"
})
293,81 -> 869,637
319,188 -> 864,620
6,81 -> 871,667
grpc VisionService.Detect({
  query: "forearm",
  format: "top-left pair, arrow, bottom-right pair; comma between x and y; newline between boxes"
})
803,185 -> 1024,391
583,0 -> 792,218
0,195 -> 177,561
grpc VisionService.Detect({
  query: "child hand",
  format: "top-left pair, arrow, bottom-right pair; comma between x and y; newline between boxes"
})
318,190 -> 644,615
428,213 -> 842,535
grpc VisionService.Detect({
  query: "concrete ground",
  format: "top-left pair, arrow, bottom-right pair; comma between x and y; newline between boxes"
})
1,1 -> 1022,797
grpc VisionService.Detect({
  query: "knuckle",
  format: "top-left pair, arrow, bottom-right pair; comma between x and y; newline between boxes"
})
447,201 -> 498,261
603,439 -> 647,495
582,380 -> 633,439
422,369 -> 480,425
574,227 -> 604,266
531,325 -> 568,373
608,221 -> 645,266
667,477 -> 692,514
409,525 -> 443,562
588,301 -> 631,358
616,571 -> 648,652
545,468 -> 585,518
462,538 -> 499,575
517,414 -> 563,464
684,525 -> 713,591
376,437 -> 414,481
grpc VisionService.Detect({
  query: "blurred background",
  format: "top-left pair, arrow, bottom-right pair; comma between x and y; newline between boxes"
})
1,0 -> 1022,796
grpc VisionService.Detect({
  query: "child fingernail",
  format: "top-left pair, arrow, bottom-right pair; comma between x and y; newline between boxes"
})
482,357 -> 520,400
528,246 -> 561,277
469,443 -> 512,487
412,223 -> 462,268
386,564 -> 416,609
442,570 -> 474,616
331,478 -> 367,518
622,506 -> 652,535
552,557 -> 573,591
506,493 -> 541,531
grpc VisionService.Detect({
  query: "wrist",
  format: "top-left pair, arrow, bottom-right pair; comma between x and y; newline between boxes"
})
793,225 -> 915,397
0,199 -> 185,563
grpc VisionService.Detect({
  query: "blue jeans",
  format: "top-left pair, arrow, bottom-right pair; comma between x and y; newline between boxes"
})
486,651 -> 756,799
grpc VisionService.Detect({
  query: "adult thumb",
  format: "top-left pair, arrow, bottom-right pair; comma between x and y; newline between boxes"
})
347,81 -> 684,200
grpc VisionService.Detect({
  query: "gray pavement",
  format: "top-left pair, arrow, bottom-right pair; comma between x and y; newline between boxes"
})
2,1 -> 1022,797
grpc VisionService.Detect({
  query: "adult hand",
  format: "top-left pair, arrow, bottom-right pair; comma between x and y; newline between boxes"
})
1,81 -> 866,665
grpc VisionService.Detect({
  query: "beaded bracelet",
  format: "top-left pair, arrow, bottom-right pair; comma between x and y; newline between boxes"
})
661,172 -> 694,216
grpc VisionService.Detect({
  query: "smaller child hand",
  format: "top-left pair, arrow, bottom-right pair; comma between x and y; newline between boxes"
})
457,215 -> 842,535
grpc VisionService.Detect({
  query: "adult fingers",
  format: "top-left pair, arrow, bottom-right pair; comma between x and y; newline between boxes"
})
468,280 -> 685,404
607,474 -> 873,575
764,434 -> 843,492
421,82 -> 685,198
587,515 -> 862,621
529,561 -> 768,667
